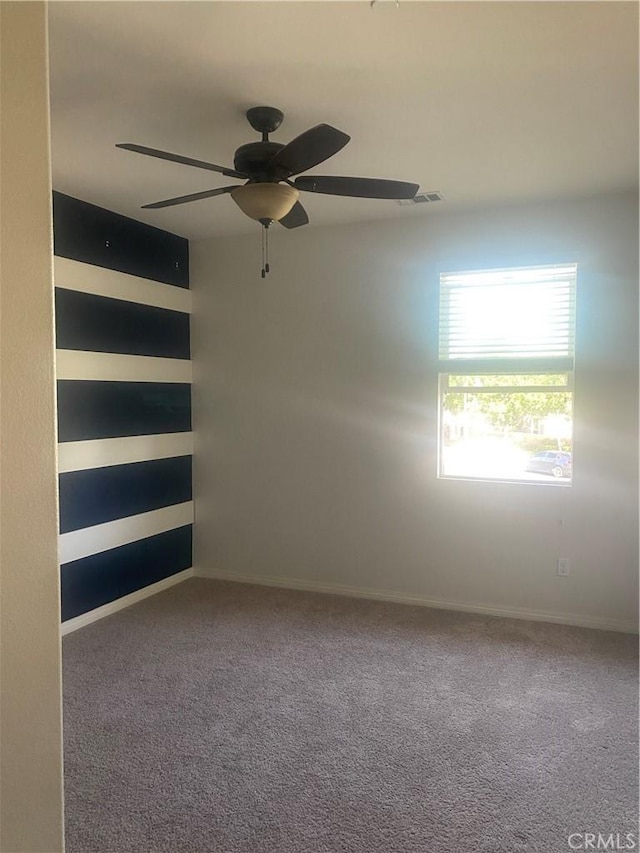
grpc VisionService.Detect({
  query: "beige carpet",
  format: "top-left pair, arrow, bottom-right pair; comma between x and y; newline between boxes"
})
63,578 -> 638,853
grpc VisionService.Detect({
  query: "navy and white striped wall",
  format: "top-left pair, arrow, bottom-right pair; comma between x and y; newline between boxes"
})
53,192 -> 193,630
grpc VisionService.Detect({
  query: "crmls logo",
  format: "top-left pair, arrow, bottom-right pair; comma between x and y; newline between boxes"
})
568,833 -> 637,850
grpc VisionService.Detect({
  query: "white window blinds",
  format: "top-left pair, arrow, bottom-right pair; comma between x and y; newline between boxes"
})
439,264 -> 577,371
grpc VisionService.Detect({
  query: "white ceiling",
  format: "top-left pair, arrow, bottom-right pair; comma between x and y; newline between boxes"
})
48,1 -> 639,241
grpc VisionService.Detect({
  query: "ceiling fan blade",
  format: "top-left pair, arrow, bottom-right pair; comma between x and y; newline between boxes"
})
116,143 -> 246,179
279,201 -> 309,229
141,186 -> 237,209
269,125 -> 350,177
295,175 -> 419,200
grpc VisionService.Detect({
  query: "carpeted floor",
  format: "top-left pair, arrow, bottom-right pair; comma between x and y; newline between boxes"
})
63,578 -> 638,853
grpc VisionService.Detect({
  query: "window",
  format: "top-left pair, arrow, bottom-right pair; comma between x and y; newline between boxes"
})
438,264 -> 576,483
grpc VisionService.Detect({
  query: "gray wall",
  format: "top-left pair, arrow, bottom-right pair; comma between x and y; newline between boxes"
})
192,191 -> 638,632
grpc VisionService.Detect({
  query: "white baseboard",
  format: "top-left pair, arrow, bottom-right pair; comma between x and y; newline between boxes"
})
61,568 -> 194,635
195,569 -> 638,635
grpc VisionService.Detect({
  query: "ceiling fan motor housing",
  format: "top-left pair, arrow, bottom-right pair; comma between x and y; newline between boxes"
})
233,141 -> 285,181
245,106 -> 284,135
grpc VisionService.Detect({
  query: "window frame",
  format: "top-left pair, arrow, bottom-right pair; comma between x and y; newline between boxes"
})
437,263 -> 577,485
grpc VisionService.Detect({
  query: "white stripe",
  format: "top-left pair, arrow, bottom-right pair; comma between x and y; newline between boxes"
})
59,501 -> 194,564
56,350 -> 192,383
54,256 -> 192,314
61,569 -> 194,635
58,433 -> 193,473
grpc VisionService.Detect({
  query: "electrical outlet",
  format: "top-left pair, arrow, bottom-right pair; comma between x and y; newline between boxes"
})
557,558 -> 570,577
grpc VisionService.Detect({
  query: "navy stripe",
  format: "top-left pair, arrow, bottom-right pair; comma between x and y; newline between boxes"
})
55,288 -> 191,359
60,525 -> 192,621
53,192 -> 189,288
59,456 -> 192,533
57,380 -> 192,442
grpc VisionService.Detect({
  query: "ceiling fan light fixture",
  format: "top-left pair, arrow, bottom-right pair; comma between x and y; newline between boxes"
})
231,182 -> 299,223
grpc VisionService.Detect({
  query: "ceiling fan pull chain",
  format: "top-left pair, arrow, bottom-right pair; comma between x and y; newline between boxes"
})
261,222 -> 271,278
265,224 -> 270,275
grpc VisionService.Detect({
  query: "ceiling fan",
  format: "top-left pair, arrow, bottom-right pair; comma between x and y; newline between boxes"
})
117,106 -> 419,276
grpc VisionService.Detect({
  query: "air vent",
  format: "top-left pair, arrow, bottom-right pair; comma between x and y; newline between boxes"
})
397,190 -> 445,206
